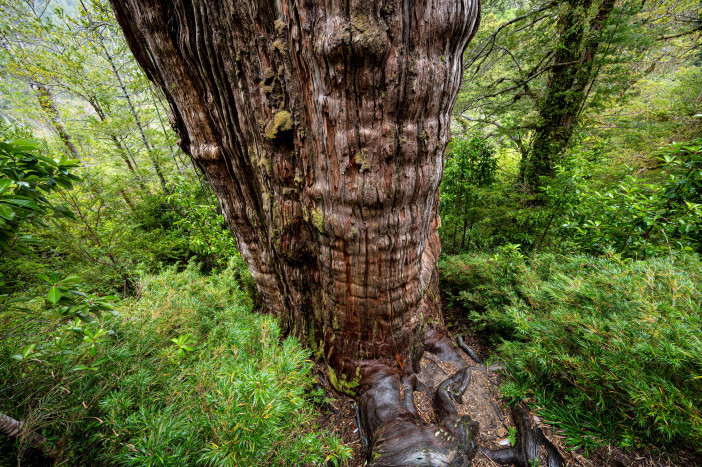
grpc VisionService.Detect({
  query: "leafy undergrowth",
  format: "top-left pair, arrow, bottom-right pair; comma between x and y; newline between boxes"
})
440,249 -> 702,454
0,260 -> 350,466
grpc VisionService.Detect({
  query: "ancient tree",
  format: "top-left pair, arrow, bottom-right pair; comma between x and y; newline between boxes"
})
110,0 -> 481,463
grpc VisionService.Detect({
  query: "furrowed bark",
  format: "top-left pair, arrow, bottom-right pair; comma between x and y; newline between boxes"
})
109,1 -> 481,463
110,0 -> 479,383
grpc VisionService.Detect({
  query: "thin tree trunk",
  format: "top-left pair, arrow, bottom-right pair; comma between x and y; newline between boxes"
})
111,1 -> 480,463
89,98 -> 151,192
35,83 -> 83,162
99,40 -> 170,194
461,218 -> 469,249
119,189 -> 136,211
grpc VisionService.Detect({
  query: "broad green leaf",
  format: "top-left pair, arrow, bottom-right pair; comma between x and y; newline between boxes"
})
0,204 -> 15,220
22,344 -> 35,358
59,275 -> 82,285
34,154 -> 59,166
37,273 -> 52,283
0,179 -> 12,194
8,139 -> 40,150
47,286 -> 62,304
4,198 -> 39,209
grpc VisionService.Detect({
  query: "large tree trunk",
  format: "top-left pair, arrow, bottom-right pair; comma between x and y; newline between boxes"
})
521,0 -> 616,194
110,0 -> 480,463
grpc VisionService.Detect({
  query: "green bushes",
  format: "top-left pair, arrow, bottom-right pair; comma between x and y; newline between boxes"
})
438,135 -> 702,260
0,138 -> 79,251
1,261 -> 349,466
439,137 -> 500,253
440,251 -> 702,451
544,139 -> 702,258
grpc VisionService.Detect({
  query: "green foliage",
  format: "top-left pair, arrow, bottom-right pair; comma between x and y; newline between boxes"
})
1,262 -> 350,466
0,138 -> 79,250
507,426 -> 517,447
441,252 -> 702,451
544,139 -> 702,257
440,136 -> 498,252
166,176 -> 239,268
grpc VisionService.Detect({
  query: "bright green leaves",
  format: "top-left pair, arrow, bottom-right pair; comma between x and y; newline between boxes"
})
0,179 -> 12,194
546,138 -> 702,258
0,138 -> 80,251
3,264 -> 350,466
47,285 -> 62,304
440,136 -> 498,253
441,252 -> 702,451
169,333 -> 196,363
37,272 -> 118,322
11,344 -> 36,361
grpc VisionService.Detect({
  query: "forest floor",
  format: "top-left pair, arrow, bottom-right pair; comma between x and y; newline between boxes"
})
309,304 -> 697,467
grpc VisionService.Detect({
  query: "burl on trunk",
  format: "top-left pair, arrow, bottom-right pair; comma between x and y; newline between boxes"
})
110,0 -> 481,464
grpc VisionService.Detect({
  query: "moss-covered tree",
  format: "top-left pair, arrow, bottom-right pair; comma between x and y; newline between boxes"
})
521,0 -> 617,194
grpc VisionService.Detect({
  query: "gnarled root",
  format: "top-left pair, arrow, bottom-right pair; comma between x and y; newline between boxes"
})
358,330 -> 479,466
481,404 -> 565,467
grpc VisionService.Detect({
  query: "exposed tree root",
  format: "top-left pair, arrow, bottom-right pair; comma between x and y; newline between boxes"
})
0,412 -> 54,458
457,335 -> 483,365
481,404 -> 565,467
358,330 -> 480,466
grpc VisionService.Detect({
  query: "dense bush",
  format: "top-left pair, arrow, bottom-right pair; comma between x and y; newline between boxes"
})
0,137 -> 79,251
439,136 -> 550,253
0,261 -> 349,466
544,139 -> 702,258
440,251 -> 702,452
438,137 -> 702,259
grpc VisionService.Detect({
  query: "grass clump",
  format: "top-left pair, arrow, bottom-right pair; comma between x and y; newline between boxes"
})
1,260 -> 350,466
440,250 -> 702,452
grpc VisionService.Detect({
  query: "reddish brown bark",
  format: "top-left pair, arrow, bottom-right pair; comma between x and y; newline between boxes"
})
110,1 -> 481,463
110,0 -> 479,383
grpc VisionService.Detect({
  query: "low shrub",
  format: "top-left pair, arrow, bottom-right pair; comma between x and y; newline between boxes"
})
0,260 -> 349,466
440,251 -> 702,452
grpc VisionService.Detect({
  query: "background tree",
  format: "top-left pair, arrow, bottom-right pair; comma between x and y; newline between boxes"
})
457,0 -> 702,194
440,137 -> 498,253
